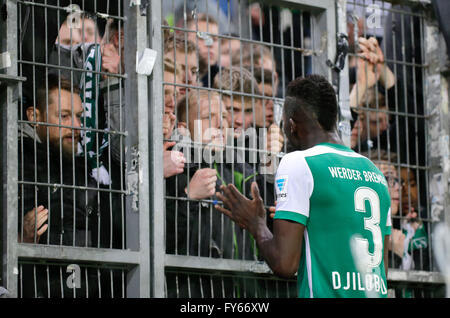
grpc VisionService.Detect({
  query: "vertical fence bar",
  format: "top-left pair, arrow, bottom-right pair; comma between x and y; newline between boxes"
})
148,0 -> 166,298
124,1 -> 151,298
1,0 -> 19,298
311,0 -> 335,80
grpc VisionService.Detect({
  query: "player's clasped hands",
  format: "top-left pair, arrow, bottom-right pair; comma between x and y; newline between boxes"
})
268,205 -> 276,219
215,182 -> 267,231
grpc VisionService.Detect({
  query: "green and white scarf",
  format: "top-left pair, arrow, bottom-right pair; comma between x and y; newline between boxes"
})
79,44 -> 110,184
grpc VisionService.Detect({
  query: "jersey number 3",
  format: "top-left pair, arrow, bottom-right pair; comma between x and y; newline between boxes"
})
353,187 -> 383,269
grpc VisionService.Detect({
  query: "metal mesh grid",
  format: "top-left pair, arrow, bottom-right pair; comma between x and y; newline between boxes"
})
162,1 -> 317,255
346,0 -> 431,274
5,0 -> 137,298
344,0 -> 447,297
18,259 -> 127,298
161,0 -> 322,297
17,0 -> 126,250
160,0 -> 446,298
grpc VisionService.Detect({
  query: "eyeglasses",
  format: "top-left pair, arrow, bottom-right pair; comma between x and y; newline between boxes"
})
385,175 -> 400,188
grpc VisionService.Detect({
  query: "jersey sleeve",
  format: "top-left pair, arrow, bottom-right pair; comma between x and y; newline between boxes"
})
273,152 -> 314,226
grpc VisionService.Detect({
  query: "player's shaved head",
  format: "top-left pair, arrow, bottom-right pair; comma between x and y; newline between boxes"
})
282,75 -> 339,152
284,75 -> 338,132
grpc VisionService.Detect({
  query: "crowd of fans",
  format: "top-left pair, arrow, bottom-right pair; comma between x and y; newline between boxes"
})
15,1 -> 430,298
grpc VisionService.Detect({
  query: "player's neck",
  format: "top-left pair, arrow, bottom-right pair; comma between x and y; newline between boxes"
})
303,129 -> 343,149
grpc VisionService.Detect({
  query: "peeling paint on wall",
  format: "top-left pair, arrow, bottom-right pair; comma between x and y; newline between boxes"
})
442,77 -> 449,115
127,146 -> 140,212
430,173 -> 444,222
424,16 -> 450,225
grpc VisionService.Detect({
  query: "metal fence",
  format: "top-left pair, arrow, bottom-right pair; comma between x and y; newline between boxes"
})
1,0 -> 449,298
1,0 -> 151,298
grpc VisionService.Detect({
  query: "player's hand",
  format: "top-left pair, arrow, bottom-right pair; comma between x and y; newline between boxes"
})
215,182 -> 266,232
268,201 -> 277,219
186,168 -> 217,200
269,206 -> 276,219
21,205 -> 48,243
163,142 -> 186,178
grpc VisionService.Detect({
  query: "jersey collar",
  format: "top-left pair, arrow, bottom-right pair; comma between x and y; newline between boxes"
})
316,142 -> 354,153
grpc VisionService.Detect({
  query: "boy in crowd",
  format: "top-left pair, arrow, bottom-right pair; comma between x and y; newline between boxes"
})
251,67 -> 284,168
213,67 -> 283,175
184,13 -> 220,87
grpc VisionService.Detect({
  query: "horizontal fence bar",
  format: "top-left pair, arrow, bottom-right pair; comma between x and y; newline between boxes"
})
162,25 -> 321,56
348,0 -> 428,18
165,254 -> 273,275
17,0 -> 127,21
17,180 -> 128,195
0,74 -> 27,84
18,120 -> 128,136
17,60 -> 128,80
347,53 -> 428,68
16,243 -> 142,266
388,269 -> 445,284
162,82 -> 282,101
166,254 -> 445,285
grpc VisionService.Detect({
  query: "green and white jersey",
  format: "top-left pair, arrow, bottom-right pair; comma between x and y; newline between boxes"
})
274,143 -> 392,298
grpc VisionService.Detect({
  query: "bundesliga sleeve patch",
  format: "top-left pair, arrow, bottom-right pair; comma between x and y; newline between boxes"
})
276,175 -> 289,201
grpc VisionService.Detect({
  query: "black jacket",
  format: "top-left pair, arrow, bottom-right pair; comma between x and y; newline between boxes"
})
18,129 -> 125,297
18,133 -> 99,247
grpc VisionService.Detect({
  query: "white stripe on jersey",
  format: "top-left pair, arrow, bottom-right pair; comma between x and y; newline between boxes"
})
275,152 -> 314,218
304,229 -> 313,298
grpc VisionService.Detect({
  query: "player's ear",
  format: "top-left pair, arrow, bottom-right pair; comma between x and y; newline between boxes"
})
289,118 -> 297,135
